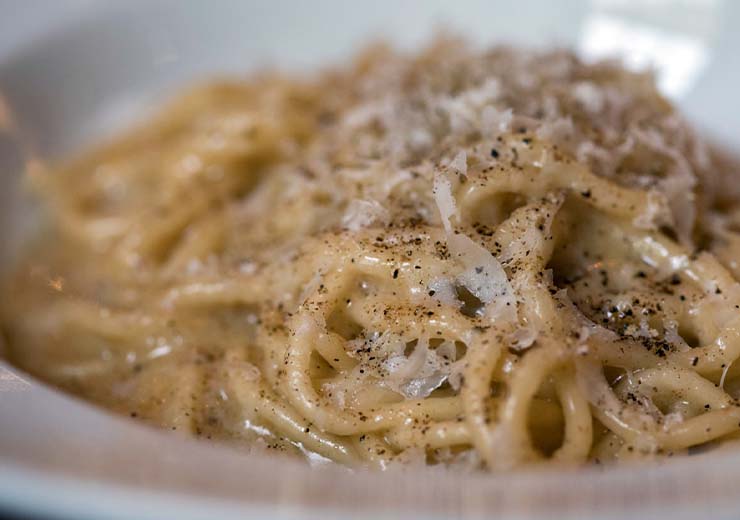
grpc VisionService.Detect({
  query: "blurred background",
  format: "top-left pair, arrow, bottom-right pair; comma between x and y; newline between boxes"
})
1,0 -> 739,153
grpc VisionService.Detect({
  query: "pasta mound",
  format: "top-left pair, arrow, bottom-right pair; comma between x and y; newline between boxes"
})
3,39 -> 740,470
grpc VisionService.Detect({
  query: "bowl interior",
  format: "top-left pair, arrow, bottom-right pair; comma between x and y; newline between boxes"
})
1,2 -> 740,519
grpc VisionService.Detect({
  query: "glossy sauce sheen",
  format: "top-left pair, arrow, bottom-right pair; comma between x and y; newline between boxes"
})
3,40 -> 740,470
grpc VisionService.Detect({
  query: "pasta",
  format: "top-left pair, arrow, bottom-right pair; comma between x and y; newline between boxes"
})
3,39 -> 740,471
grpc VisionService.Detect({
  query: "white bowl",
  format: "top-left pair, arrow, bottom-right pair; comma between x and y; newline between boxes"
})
1,2 -> 740,518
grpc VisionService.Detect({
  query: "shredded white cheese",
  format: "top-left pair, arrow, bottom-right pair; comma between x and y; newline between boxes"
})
432,168 -> 517,322
341,199 -> 390,231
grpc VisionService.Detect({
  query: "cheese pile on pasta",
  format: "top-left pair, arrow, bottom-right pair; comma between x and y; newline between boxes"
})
4,39 -> 740,470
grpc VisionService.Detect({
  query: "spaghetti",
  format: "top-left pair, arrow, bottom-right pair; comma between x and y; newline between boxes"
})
3,40 -> 740,470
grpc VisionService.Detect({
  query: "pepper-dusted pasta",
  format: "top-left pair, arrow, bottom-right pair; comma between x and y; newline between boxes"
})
3,39 -> 740,470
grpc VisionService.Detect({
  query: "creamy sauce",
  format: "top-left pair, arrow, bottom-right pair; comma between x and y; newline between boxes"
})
3,40 -> 740,470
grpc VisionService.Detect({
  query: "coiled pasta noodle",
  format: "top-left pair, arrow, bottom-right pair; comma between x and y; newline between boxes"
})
3,39 -> 740,470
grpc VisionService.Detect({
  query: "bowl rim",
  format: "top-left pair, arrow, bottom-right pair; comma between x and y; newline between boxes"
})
3,356 -> 740,520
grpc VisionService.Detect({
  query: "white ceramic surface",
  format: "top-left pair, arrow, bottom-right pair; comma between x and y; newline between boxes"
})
1,1 -> 739,519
